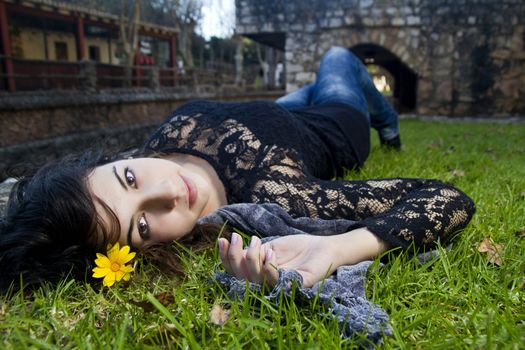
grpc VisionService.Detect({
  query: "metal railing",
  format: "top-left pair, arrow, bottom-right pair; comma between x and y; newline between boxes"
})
0,57 -> 265,92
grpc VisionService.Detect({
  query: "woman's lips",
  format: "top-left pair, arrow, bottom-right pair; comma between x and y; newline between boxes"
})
180,174 -> 197,209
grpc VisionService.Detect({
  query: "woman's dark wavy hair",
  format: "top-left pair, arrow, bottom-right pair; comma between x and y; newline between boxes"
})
0,151 -> 226,295
0,152 -> 112,294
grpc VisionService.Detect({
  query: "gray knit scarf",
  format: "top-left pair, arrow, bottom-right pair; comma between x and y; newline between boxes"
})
198,203 -> 393,345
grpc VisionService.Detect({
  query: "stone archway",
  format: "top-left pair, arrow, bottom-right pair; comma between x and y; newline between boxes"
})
351,44 -> 418,113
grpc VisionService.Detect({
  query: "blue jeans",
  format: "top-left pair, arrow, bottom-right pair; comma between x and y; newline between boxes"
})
276,47 -> 399,140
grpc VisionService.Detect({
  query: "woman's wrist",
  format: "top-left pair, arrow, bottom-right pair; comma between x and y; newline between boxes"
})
328,227 -> 389,267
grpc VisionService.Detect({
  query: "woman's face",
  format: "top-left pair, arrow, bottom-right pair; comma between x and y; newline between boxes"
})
88,158 -> 213,248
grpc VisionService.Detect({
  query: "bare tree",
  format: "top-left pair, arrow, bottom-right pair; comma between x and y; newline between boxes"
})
176,0 -> 202,68
255,44 -> 269,86
119,0 -> 141,66
234,36 -> 244,85
265,46 -> 276,88
255,43 -> 282,89
118,0 -> 141,86
142,0 -> 202,69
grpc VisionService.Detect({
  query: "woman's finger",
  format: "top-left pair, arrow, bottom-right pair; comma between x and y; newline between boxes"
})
218,238 -> 233,275
226,232 -> 247,278
262,247 -> 279,286
245,236 -> 263,283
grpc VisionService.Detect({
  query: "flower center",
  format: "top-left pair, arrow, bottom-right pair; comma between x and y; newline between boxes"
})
110,262 -> 121,272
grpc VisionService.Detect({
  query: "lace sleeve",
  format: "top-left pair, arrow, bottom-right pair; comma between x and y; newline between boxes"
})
251,174 -> 476,250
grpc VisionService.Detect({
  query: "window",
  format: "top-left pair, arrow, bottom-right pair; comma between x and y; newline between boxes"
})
89,45 -> 101,62
55,42 -> 68,61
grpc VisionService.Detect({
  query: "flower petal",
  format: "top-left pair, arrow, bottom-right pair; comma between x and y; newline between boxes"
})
95,255 -> 111,268
120,264 -> 133,273
111,244 -> 135,265
92,267 -> 109,278
108,246 -> 120,261
117,246 -> 131,263
120,251 -> 136,265
96,253 -> 107,260
122,273 -> 131,281
119,244 -> 130,256
103,273 -> 116,287
115,270 -> 125,281
110,242 -> 120,252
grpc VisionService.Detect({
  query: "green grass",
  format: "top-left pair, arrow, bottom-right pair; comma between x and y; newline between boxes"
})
2,119 -> 525,349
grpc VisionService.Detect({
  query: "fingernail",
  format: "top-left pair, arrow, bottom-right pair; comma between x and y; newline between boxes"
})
250,236 -> 258,248
266,249 -> 273,261
231,233 -> 238,245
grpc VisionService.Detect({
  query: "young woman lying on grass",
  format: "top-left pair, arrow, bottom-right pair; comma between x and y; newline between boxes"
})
0,47 -> 475,293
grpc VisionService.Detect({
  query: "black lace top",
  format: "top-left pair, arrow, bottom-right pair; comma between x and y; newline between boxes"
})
142,100 -> 475,249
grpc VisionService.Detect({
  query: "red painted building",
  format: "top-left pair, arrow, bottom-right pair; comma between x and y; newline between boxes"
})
0,0 -> 179,91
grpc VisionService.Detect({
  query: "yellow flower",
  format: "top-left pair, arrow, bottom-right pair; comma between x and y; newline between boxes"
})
92,243 -> 136,287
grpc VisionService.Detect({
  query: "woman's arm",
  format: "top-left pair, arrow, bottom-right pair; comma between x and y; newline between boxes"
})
218,227 -> 389,288
330,227 -> 389,265
251,177 -> 476,250
218,176 -> 475,287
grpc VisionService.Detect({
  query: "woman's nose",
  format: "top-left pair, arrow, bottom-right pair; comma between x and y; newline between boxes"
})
142,181 -> 181,209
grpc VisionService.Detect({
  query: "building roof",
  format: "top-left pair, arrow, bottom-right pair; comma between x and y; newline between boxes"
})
3,0 -> 179,35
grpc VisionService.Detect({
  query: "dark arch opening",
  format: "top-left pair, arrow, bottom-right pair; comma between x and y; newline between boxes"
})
350,44 -> 418,112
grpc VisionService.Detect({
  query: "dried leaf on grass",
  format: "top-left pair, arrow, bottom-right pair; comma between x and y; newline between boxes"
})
515,227 -> 525,238
445,146 -> 456,154
484,148 -> 497,161
477,237 -> 504,266
450,169 -> 466,177
130,292 -> 175,312
155,292 -> 175,305
209,304 -> 230,325
427,138 -> 444,149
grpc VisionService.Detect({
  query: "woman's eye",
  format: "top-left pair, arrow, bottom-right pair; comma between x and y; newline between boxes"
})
138,215 -> 150,240
124,168 -> 136,187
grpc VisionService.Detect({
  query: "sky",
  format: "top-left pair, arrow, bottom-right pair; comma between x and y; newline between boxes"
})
200,0 -> 235,40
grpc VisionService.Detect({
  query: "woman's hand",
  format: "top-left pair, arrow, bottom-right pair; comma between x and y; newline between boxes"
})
218,228 -> 388,288
218,233 -> 339,287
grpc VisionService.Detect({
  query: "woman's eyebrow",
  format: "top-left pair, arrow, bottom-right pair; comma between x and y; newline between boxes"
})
112,166 -> 128,191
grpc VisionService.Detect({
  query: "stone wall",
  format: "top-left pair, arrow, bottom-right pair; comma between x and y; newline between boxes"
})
0,88 -> 283,181
236,0 -> 525,117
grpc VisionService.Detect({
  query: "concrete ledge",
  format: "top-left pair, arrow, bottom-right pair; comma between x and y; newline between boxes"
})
0,89 -> 285,181
0,89 -> 284,147
0,122 -> 157,181
0,88 -> 283,110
